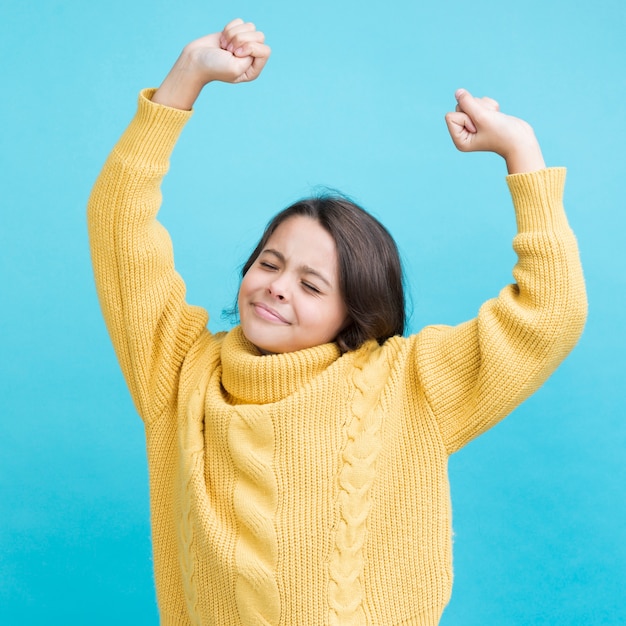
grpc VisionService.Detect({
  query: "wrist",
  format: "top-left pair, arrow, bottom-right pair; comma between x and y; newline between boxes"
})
502,131 -> 545,175
152,49 -> 211,110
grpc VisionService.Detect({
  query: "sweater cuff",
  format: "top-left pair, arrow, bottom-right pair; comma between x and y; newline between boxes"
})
506,167 -> 570,234
113,88 -> 194,169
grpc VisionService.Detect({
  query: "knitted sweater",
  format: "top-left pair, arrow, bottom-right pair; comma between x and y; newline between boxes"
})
88,89 -> 587,625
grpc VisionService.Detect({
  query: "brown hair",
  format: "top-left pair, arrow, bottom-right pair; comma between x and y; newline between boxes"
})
239,194 -> 405,352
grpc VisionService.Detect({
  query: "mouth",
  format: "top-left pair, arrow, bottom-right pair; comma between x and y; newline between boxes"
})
252,302 -> 290,324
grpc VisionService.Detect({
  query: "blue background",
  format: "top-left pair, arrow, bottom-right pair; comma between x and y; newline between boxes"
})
1,1 -> 624,624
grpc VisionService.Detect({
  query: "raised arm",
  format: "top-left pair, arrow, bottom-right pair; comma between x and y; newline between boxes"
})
416,91 -> 587,454
87,21 -> 270,422
152,18 -> 271,110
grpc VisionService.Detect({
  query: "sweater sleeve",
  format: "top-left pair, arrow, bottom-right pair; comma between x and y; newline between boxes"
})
415,167 -> 587,455
87,89 -> 209,423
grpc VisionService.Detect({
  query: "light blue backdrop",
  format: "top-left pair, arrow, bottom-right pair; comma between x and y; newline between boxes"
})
1,1 -> 624,624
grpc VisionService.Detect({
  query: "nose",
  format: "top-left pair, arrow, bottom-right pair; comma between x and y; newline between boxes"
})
268,277 -> 289,301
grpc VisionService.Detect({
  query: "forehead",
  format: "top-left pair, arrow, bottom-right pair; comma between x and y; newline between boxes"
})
264,216 -> 339,270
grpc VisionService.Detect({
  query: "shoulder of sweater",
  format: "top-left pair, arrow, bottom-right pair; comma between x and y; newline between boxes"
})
381,323 -> 475,371
377,329 -> 441,368
191,329 -> 227,361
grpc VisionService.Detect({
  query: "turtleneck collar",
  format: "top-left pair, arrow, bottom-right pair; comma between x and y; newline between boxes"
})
220,326 -> 342,405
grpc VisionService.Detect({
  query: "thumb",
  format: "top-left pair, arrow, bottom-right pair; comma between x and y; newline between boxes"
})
454,88 -> 481,132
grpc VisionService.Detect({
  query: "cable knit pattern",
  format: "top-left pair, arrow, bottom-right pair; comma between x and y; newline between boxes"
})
88,90 -> 587,625
177,450 -> 203,626
228,405 -> 280,625
328,343 -> 390,625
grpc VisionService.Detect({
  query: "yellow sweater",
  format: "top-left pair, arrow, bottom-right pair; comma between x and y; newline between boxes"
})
88,90 -> 587,625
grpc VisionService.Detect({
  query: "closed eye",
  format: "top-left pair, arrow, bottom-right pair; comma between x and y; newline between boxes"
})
302,282 -> 321,294
260,261 -> 278,270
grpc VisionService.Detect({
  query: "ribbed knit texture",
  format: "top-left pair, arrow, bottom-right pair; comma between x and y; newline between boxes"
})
87,90 -> 587,625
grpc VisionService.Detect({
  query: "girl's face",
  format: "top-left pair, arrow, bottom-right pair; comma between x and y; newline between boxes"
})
238,216 -> 348,354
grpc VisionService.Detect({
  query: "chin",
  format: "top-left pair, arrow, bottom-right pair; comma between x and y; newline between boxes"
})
241,324 -> 289,355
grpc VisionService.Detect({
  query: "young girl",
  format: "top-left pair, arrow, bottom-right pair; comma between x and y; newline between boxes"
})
88,19 -> 587,626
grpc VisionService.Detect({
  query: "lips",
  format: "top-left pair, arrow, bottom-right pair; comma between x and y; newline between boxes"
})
252,302 -> 290,324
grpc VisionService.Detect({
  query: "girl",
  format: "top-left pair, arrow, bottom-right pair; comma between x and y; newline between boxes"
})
88,19 -> 587,626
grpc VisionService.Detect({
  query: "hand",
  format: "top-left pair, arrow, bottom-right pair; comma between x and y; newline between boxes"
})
190,18 -> 271,84
445,89 -> 545,174
152,19 -> 271,110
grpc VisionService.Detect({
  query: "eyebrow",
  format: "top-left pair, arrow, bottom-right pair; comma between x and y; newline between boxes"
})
261,248 -> 333,289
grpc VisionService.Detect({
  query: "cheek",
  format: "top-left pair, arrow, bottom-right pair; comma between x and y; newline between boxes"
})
238,269 -> 268,316
239,271 -> 256,300
237,274 -> 253,313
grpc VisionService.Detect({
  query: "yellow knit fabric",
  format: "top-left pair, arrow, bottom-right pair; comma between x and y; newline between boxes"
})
88,90 -> 587,625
